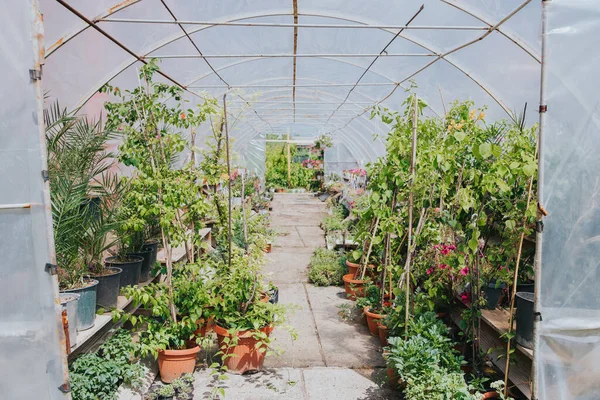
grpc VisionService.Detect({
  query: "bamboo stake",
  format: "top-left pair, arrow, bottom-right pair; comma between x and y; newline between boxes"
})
360,217 -> 380,280
404,93 -> 418,338
223,94 -> 232,269
503,152 -> 538,396
287,132 -> 292,187
241,169 -> 249,253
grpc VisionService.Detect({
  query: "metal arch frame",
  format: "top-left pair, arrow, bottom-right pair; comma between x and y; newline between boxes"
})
48,7 -> 511,125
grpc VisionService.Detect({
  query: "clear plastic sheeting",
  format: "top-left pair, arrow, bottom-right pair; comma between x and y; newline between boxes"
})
0,1 -> 69,399
39,0 -> 542,170
537,1 -> 600,399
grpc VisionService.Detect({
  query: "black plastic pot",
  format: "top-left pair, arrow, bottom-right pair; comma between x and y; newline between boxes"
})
128,246 -> 153,282
268,287 -> 279,304
144,240 -> 159,278
105,256 -> 143,289
92,267 -> 122,309
482,281 -> 506,310
515,292 -> 534,349
516,282 -> 534,293
61,279 -> 98,331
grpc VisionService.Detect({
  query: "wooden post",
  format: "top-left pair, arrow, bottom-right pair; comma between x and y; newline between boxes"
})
287,133 -> 291,187
223,94 -> 232,269
404,93 -> 418,338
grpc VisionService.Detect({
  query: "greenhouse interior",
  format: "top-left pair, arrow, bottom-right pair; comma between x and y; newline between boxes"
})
2,0 -> 599,399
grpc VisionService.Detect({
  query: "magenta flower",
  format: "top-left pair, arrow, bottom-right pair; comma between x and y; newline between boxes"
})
438,263 -> 449,270
426,267 -> 434,275
459,267 -> 469,276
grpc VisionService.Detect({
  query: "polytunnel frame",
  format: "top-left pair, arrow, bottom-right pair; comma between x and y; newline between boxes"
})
36,1 -> 555,398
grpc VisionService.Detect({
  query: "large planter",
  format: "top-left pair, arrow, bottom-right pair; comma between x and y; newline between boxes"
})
515,291 -> 534,349
345,260 -> 359,277
62,279 -> 98,331
105,256 -> 143,289
364,307 -> 385,336
342,273 -> 366,300
59,293 -> 80,348
145,239 -> 159,276
517,282 -> 534,293
92,267 -> 122,309
213,324 -> 274,375
482,281 -> 506,310
378,324 -> 389,347
158,346 -> 201,383
128,246 -> 153,282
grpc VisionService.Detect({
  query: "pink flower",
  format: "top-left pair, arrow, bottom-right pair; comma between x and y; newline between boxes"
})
460,291 -> 471,304
441,248 -> 450,255
426,267 -> 434,275
438,263 -> 449,270
459,267 -> 469,276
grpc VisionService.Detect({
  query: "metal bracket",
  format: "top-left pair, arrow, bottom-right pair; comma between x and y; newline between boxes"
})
534,312 -> 543,321
45,263 -> 58,275
539,104 -> 547,113
29,67 -> 42,81
58,382 -> 71,394
536,220 -> 544,233
41,170 -> 50,182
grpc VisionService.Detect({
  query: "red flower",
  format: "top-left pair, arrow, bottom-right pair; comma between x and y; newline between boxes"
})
427,267 -> 434,275
460,291 -> 471,304
180,112 -> 186,119
438,263 -> 449,270
459,267 -> 469,276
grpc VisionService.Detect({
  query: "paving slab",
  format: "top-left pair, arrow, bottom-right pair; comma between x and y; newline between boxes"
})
302,368 -> 400,400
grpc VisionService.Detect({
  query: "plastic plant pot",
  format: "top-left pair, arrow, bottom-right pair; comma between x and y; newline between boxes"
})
342,273 -> 366,300
364,306 -> 385,336
59,293 -> 80,348
128,246 -> 153,282
515,291 -> 534,349
92,267 -> 122,309
482,281 -> 506,310
144,239 -> 159,276
105,256 -> 143,289
61,279 -> 98,331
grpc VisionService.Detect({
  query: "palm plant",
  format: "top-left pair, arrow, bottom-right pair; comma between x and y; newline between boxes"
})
45,101 -> 119,289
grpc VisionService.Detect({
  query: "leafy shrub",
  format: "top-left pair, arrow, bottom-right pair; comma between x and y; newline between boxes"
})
70,330 -> 143,400
404,369 -> 482,400
308,248 -> 346,286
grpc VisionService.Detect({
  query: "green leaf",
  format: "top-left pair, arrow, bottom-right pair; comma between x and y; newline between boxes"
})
523,163 -> 536,177
453,131 -> 466,142
505,220 -> 516,231
478,142 -> 492,159
371,192 -> 380,202
468,237 -> 478,253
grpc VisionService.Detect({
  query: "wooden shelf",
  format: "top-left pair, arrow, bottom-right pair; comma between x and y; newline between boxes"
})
451,303 -> 532,399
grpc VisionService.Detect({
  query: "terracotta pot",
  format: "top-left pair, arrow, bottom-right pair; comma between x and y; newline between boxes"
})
386,366 -> 400,389
482,392 -> 500,399
186,316 -> 215,348
342,274 -> 366,300
378,324 -> 389,347
345,260 -> 359,276
157,346 -> 201,383
264,243 -> 272,253
364,306 -> 385,336
213,324 -> 274,375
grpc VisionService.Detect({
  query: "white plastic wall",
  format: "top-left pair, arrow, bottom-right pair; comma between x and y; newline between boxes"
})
0,1 -> 69,399
537,1 -> 600,398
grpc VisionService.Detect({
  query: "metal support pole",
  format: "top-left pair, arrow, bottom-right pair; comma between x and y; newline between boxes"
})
287,133 -> 292,187
531,1 -> 549,399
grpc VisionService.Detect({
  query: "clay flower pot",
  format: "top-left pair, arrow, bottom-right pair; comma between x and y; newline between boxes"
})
345,260 -> 360,276
158,346 -> 201,383
482,392 -> 500,399
364,306 -> 386,336
342,274 -> 366,300
213,324 -> 274,375
387,366 -> 400,389
186,316 -> 215,348
378,324 -> 389,347
264,243 -> 272,253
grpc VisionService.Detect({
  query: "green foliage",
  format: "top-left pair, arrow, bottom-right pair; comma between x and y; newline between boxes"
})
321,205 -> 348,233
314,133 -> 333,149
45,101 -> 123,289
265,141 -> 313,189
70,330 -> 143,400
356,284 -> 381,310
403,369 -> 482,400
308,248 -> 346,286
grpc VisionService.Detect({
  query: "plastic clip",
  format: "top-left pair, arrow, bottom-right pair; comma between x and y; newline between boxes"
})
45,263 -> 58,275
534,312 -> 543,321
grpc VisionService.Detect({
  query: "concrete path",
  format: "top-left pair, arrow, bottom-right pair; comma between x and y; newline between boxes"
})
193,193 -> 399,399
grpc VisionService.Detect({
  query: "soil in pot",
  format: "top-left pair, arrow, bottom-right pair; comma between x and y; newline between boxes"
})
158,346 -> 201,383
378,324 -> 389,347
342,273 -> 366,300
91,267 -> 122,309
364,306 -> 385,336
213,324 -> 274,375
61,279 -> 98,331
59,293 -> 80,348
105,256 -> 143,289
482,281 -> 506,310
128,246 -> 153,282
515,291 -> 534,349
